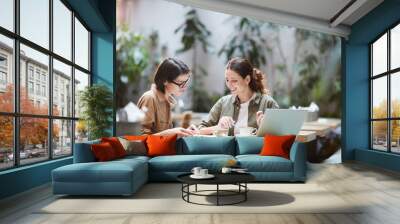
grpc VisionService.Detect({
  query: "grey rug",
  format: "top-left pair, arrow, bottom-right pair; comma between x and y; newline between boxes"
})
38,183 -> 361,214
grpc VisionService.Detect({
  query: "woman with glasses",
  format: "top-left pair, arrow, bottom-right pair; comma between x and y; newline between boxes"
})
137,58 -> 195,137
199,57 -> 279,136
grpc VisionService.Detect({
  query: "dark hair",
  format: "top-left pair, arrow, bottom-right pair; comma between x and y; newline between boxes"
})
154,58 -> 190,93
226,58 -> 268,94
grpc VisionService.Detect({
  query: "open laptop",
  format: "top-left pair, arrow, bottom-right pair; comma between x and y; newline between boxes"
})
256,109 -> 308,136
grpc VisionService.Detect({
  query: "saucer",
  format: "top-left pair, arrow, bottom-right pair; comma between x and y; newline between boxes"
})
190,174 -> 215,179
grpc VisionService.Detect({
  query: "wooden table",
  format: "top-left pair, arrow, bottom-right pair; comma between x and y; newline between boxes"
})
296,118 -> 341,143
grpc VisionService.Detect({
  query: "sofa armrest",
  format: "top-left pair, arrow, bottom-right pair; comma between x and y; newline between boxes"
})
73,140 -> 100,163
289,142 -> 307,181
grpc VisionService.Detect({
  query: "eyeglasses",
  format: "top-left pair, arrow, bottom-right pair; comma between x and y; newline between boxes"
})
170,76 -> 190,88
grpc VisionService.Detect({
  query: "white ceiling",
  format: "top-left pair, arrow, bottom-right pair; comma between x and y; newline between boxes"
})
166,0 -> 384,37
225,0 -> 352,23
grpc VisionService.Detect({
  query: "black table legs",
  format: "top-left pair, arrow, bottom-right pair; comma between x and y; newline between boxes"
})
181,183 -> 249,206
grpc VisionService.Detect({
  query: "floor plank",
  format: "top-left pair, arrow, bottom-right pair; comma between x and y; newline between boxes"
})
1,161 -> 400,224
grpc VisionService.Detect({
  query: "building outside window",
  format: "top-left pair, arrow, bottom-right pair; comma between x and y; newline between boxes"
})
0,54 -> 7,67
29,66 -> 34,80
28,81 -> 34,94
0,0 -> 91,171
41,73 -> 46,83
0,71 -> 6,84
0,54 -> 7,88
42,85 -> 46,97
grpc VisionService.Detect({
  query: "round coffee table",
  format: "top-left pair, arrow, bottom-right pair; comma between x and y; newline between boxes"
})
177,173 -> 255,206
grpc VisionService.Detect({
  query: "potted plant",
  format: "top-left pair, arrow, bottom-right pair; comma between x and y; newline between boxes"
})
79,84 -> 113,140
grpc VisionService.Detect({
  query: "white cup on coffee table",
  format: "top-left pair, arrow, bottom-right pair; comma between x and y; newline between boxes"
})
221,167 -> 232,173
191,167 -> 202,176
200,169 -> 208,176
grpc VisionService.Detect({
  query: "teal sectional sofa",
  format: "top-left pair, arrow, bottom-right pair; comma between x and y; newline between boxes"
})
52,136 -> 307,196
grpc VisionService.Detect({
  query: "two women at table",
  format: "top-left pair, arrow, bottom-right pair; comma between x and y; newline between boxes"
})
137,57 -> 279,136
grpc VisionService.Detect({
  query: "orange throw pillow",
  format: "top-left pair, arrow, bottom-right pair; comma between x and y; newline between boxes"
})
101,137 -> 127,158
91,142 -> 117,161
124,135 -> 148,142
146,135 -> 177,157
259,134 -> 296,159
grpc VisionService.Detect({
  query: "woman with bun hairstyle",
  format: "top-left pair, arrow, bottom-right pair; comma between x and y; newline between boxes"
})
137,57 -> 195,137
199,57 -> 279,135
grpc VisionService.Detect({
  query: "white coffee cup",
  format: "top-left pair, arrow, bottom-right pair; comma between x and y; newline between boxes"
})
199,169 -> 208,176
191,167 -> 202,176
239,127 -> 256,136
221,167 -> 232,174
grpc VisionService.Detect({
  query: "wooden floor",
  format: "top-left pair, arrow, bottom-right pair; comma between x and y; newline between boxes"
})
1,161 -> 400,224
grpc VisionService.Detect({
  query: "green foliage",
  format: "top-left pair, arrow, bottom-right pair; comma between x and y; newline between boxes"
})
192,88 -> 222,112
289,30 -> 341,117
174,9 -> 212,53
219,18 -> 267,67
79,84 -> 113,140
116,24 -> 150,107
117,24 -> 150,83
175,8 -> 219,112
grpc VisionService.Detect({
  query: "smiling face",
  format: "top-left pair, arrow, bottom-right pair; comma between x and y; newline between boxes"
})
164,73 -> 190,96
225,69 -> 251,96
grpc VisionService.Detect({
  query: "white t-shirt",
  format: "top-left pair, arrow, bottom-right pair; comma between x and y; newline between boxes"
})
235,101 -> 250,129
234,94 -> 255,134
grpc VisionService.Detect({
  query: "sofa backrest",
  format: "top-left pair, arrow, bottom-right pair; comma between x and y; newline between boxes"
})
177,136 -> 236,155
235,136 -> 264,155
74,136 -> 266,161
73,139 -> 100,163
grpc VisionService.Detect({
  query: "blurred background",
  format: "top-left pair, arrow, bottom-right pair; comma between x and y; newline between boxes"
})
116,0 -> 341,138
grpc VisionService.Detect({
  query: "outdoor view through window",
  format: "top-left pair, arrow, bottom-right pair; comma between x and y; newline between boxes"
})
371,24 -> 400,153
0,0 -> 91,170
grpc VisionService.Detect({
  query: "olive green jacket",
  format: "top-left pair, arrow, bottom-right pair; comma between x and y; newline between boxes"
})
199,92 -> 279,135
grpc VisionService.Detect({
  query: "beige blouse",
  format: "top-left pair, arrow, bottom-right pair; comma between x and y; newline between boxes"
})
137,86 -> 174,134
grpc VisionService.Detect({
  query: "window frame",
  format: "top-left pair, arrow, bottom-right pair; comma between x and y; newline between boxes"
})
369,21 -> 400,154
0,0 -> 92,171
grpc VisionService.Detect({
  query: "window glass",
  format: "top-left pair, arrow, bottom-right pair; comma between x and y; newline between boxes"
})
391,24 -> 400,70
0,0 -> 14,31
0,116 -> 14,170
391,120 -> 400,153
20,0 -> 49,49
74,69 -> 89,118
53,119 -> 72,158
75,120 -> 88,143
372,77 -> 387,119
372,121 -> 388,151
20,117 -> 49,165
20,44 -> 49,115
372,33 -> 387,76
74,18 -> 89,70
53,0 -> 72,60
53,59 -> 72,117
391,72 -> 400,118
0,35 -> 14,113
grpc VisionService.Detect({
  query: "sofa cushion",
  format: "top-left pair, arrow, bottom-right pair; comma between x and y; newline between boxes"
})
124,135 -> 148,141
147,135 -> 177,157
91,142 -> 118,161
115,155 -> 150,163
101,137 -> 127,158
177,136 -> 236,155
235,136 -> 263,155
260,135 -> 296,159
118,138 -> 147,156
52,158 -> 147,183
148,154 -> 235,172
236,155 -> 293,172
